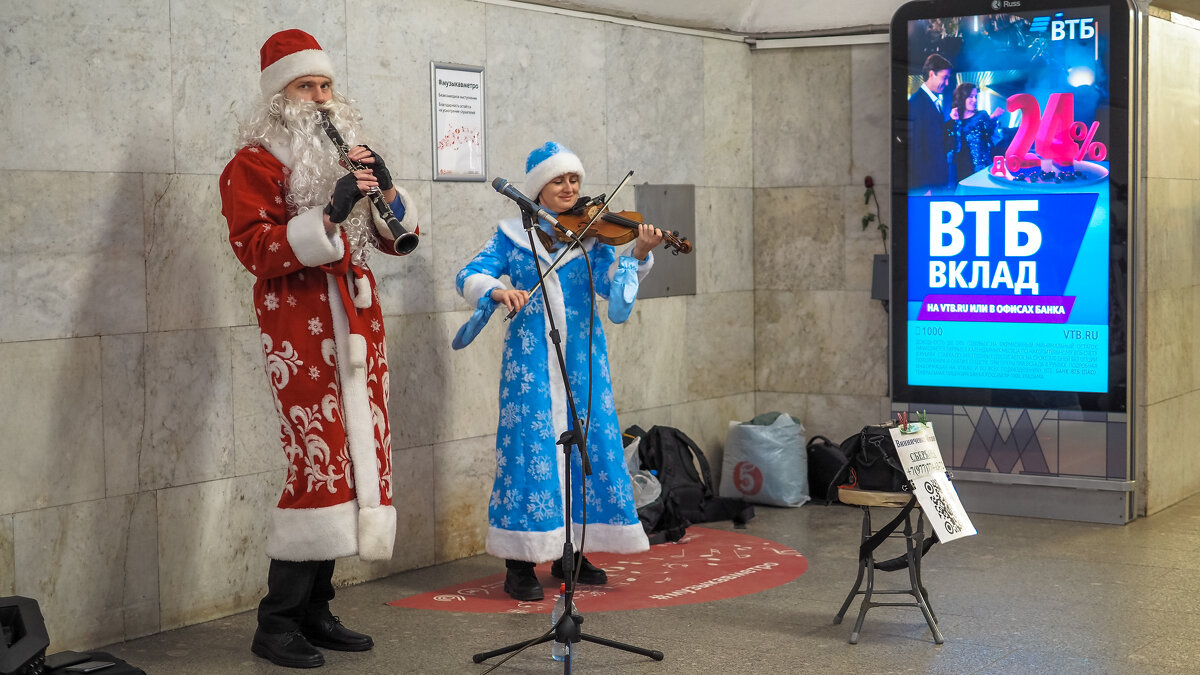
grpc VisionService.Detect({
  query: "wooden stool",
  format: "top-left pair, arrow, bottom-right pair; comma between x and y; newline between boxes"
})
833,487 -> 943,644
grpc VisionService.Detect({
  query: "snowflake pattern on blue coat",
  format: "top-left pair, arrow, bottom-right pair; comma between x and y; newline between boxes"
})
456,219 -> 650,561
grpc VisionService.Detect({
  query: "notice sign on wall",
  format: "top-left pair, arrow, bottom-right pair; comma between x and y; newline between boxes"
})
888,425 -> 976,543
431,62 -> 485,181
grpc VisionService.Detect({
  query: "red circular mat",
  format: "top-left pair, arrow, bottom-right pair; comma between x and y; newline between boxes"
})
388,527 -> 807,614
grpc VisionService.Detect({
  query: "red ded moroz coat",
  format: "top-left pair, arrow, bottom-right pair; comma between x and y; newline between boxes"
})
219,141 -> 415,562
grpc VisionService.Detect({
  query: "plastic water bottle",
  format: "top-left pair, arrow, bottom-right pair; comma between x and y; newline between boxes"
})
550,583 -> 578,662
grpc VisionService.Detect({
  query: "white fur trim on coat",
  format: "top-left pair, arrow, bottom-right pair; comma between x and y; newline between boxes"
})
287,207 -> 344,267
326,275 -> 396,561
268,501 -> 360,561
486,522 -> 649,563
357,504 -> 397,561
462,273 -> 504,306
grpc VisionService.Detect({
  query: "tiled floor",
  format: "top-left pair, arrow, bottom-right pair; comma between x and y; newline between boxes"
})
100,493 -> 1200,673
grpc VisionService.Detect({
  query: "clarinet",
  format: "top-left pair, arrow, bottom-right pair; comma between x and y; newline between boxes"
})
317,111 -> 419,256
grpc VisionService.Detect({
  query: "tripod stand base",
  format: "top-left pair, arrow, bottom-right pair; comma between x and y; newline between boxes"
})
472,632 -> 664,664
579,633 -> 664,660
472,613 -> 664,665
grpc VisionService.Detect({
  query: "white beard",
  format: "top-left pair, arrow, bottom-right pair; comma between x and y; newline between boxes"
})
236,93 -> 380,266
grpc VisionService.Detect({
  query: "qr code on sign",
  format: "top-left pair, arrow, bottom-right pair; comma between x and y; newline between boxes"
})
923,479 -> 964,535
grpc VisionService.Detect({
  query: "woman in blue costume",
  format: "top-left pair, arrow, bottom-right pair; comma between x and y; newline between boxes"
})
454,142 -> 662,601
945,82 -> 1004,183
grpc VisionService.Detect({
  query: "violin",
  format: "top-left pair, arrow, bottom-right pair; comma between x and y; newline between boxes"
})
554,197 -> 693,255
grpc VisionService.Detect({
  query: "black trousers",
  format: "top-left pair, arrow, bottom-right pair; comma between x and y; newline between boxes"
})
257,559 -> 336,633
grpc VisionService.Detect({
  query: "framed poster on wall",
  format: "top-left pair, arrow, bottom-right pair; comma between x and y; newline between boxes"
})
891,0 -> 1131,413
431,62 -> 485,181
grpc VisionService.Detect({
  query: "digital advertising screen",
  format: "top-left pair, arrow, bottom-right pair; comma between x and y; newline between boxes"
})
891,0 -> 1129,412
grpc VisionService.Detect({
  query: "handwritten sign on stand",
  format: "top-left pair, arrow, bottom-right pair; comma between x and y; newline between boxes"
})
889,424 -> 977,543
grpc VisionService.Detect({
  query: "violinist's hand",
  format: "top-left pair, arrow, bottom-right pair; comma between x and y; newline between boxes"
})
631,223 -> 663,260
491,288 -> 529,313
990,107 -> 1004,118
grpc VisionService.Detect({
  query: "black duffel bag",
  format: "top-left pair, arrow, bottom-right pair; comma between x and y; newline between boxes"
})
839,424 -> 910,493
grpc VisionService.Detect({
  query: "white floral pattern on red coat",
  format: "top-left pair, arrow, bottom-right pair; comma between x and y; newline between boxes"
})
220,143 -> 397,561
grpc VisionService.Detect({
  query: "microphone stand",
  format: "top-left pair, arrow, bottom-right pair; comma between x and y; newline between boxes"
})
472,200 -> 664,673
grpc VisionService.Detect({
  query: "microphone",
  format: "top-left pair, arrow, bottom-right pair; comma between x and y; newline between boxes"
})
491,177 -> 560,228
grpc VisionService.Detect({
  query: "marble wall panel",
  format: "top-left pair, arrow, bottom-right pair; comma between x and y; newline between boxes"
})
606,25 -> 705,186
372,180 -> 437,316
145,174 -> 253,332
669,393 -> 756,492
14,494 -> 159,651
752,47 -> 852,188
755,391 -> 890,448
230,326 -> 287,478
850,44 -> 891,185
141,328 -> 235,490
393,445 -> 438,566
685,291 -> 754,400
0,515 -> 13,595
753,392 -> 811,426
617,404 -> 677,432
756,289 -> 887,396
1194,182 -> 1200,289
351,0 -> 487,182
170,3 -> 346,175
1145,391 -> 1200,513
484,6 -> 608,189
828,293 -> 889,397
703,39 -> 754,188
102,334 -> 146,498
1144,178 -> 1195,292
431,180 -> 514,315
157,473 -> 276,631
843,183 -> 892,293
387,310 -> 502,450
1146,18 -> 1200,180
606,296 -> 688,412
754,186 -> 845,291
0,338 -> 104,514
802,393 -> 892,445
436,309 -> 506,441
1,2 -> 172,173
1195,285 -> 1200,392
433,435 -> 495,563
0,171 -> 147,343
1145,287 -> 1194,405
407,318 -> 461,441
336,444 -> 436,584
695,187 -> 754,294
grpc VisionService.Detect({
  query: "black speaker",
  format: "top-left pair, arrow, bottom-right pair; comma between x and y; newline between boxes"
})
0,596 -> 49,675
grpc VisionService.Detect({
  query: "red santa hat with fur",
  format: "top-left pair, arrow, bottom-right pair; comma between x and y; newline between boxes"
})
259,29 -> 335,98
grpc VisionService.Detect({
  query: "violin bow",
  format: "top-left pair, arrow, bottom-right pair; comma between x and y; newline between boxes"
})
505,170 -> 635,321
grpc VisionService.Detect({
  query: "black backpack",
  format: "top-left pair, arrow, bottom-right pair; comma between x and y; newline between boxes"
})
806,435 -> 848,503
625,425 -> 754,544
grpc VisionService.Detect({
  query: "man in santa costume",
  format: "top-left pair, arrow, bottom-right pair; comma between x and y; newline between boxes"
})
219,28 -> 418,669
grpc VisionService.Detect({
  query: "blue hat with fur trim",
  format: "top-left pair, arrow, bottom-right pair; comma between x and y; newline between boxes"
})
523,142 -> 585,201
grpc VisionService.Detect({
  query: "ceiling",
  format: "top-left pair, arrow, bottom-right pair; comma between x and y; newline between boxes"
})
516,0 -> 1200,35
